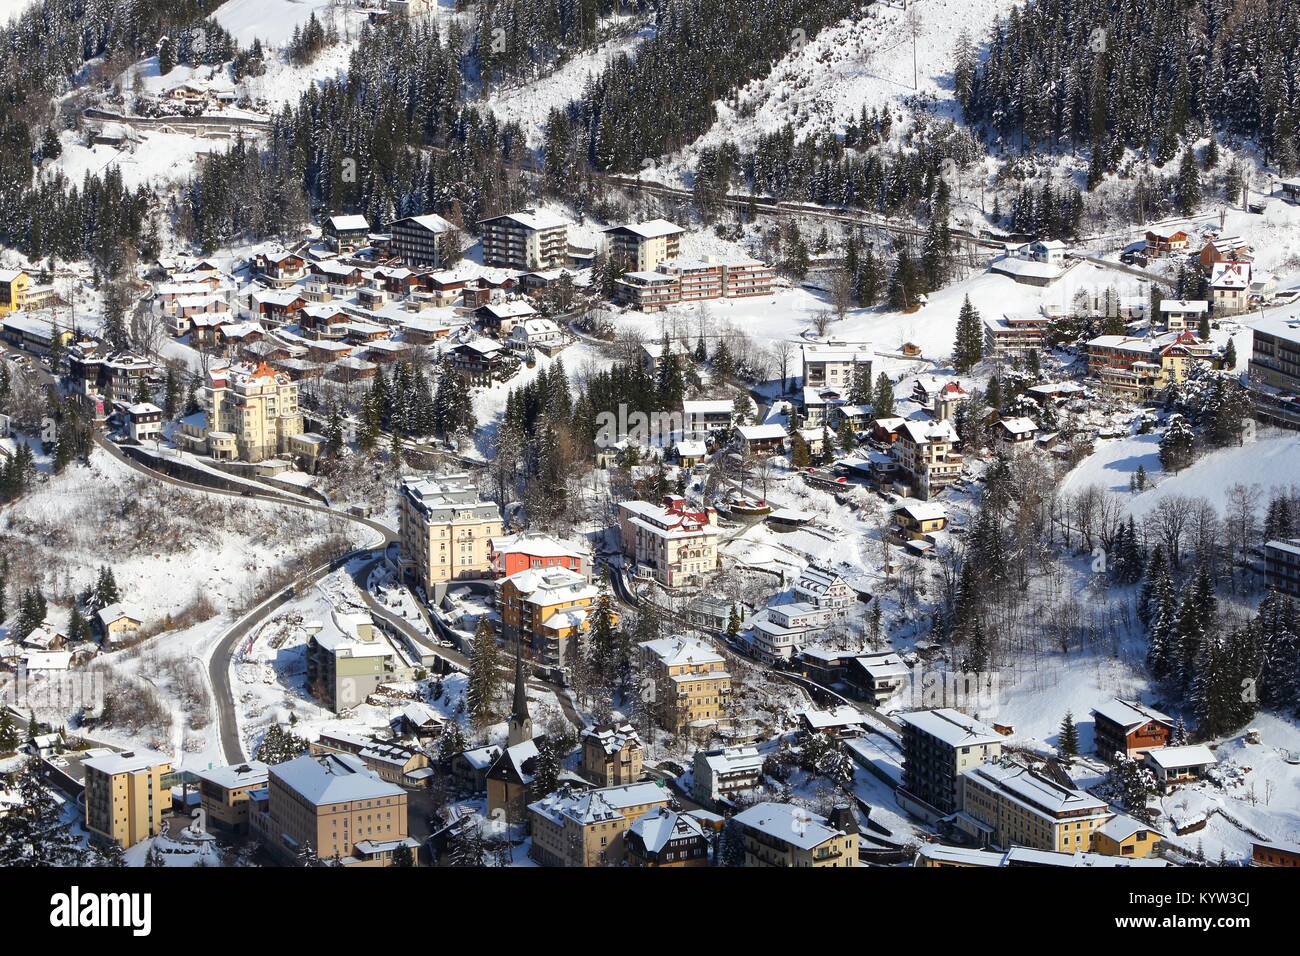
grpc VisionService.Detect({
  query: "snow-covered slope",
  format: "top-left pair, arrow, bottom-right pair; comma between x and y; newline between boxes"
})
210,0 -> 350,48
659,0 -> 1018,184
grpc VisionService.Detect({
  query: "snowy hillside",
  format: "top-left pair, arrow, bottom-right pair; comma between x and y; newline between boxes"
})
660,0 -> 1017,185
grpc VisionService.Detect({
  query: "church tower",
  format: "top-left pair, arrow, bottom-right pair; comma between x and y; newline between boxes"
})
507,642 -> 533,747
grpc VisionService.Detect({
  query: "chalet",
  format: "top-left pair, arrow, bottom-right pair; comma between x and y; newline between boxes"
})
1142,744 -> 1216,789
848,652 -> 910,705
990,241 -> 1069,285
1144,224 -> 1191,257
829,403 -> 871,434
508,318 -> 566,355
1091,698 -> 1174,758
674,439 -> 708,468
1158,299 -> 1208,332
297,303 -> 352,339
324,214 -> 371,253
1281,179 -> 1300,204
1199,234 -> 1252,272
892,501 -> 947,539
475,300 -> 537,338
792,564 -> 856,618
735,423 -> 787,455
341,321 -> 391,345
799,705 -> 869,740
681,399 -> 734,436
1252,840 -> 1300,867
450,339 -> 508,386
97,603 -> 143,644
253,251 -> 307,286
993,416 -> 1039,452
625,808 -> 710,867
1210,261 -> 1251,316
869,417 -> 906,443
247,288 -> 306,322
911,377 -> 970,421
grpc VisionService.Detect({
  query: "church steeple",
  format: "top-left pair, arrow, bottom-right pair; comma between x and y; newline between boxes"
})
508,641 -> 532,747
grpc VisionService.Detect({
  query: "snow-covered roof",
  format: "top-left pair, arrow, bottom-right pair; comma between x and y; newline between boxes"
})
897,708 -> 1003,747
605,218 -> 684,240
327,214 -> 370,232
1097,814 -> 1158,843
480,210 -> 569,231
895,501 -> 947,522
800,705 -> 868,730
1091,698 -> 1172,732
1159,299 -> 1209,313
628,807 -> 705,853
1143,745 -> 1216,771
96,602 -> 141,627
733,802 -> 846,850
83,747 -> 170,775
640,635 -> 724,669
270,753 -> 404,805
193,761 -> 270,791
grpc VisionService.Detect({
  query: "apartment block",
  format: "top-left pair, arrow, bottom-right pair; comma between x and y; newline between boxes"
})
801,341 -> 872,390
528,782 -> 671,867
0,268 -> 31,314
478,210 -> 569,270
897,708 -> 1003,817
958,761 -> 1113,852
1264,539 -> 1300,597
1249,317 -> 1300,429
398,473 -> 503,594
896,420 -> 963,500
194,761 -> 270,836
692,745 -> 764,804
305,609 -> 410,711
83,747 -> 173,848
639,635 -> 731,734
497,566 -> 606,667
251,752 -> 418,866
616,495 -> 719,588
603,219 -> 684,271
387,213 -> 454,268
614,256 -> 775,312
733,802 -> 858,868
983,311 -> 1051,362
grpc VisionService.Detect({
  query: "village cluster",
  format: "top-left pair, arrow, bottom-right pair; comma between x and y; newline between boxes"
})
1,178 -> 1300,873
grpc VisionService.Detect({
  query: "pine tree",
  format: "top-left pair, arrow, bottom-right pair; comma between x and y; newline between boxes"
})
952,295 -> 984,372
1176,147 -> 1202,216
0,761 -> 81,865
871,372 -> 895,419
1059,711 -> 1079,759
467,618 -> 502,727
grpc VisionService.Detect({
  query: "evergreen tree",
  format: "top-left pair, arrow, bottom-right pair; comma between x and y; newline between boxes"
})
1059,711 -> 1079,759
467,619 -> 502,726
952,295 -> 984,373
0,761 -> 81,866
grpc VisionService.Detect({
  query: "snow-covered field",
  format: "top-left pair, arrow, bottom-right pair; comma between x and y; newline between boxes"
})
210,0 -> 352,48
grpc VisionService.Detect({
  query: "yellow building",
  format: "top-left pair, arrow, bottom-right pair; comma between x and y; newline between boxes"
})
176,361 -> 304,463
498,567 -> 608,667
0,269 -> 30,314
733,802 -> 858,868
580,723 -> 644,787
194,761 -> 270,836
83,747 -> 173,848
958,762 -> 1113,853
638,635 -> 731,735
1092,815 -> 1162,859
398,473 -> 502,594
251,752 -> 418,866
528,782 -> 671,867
